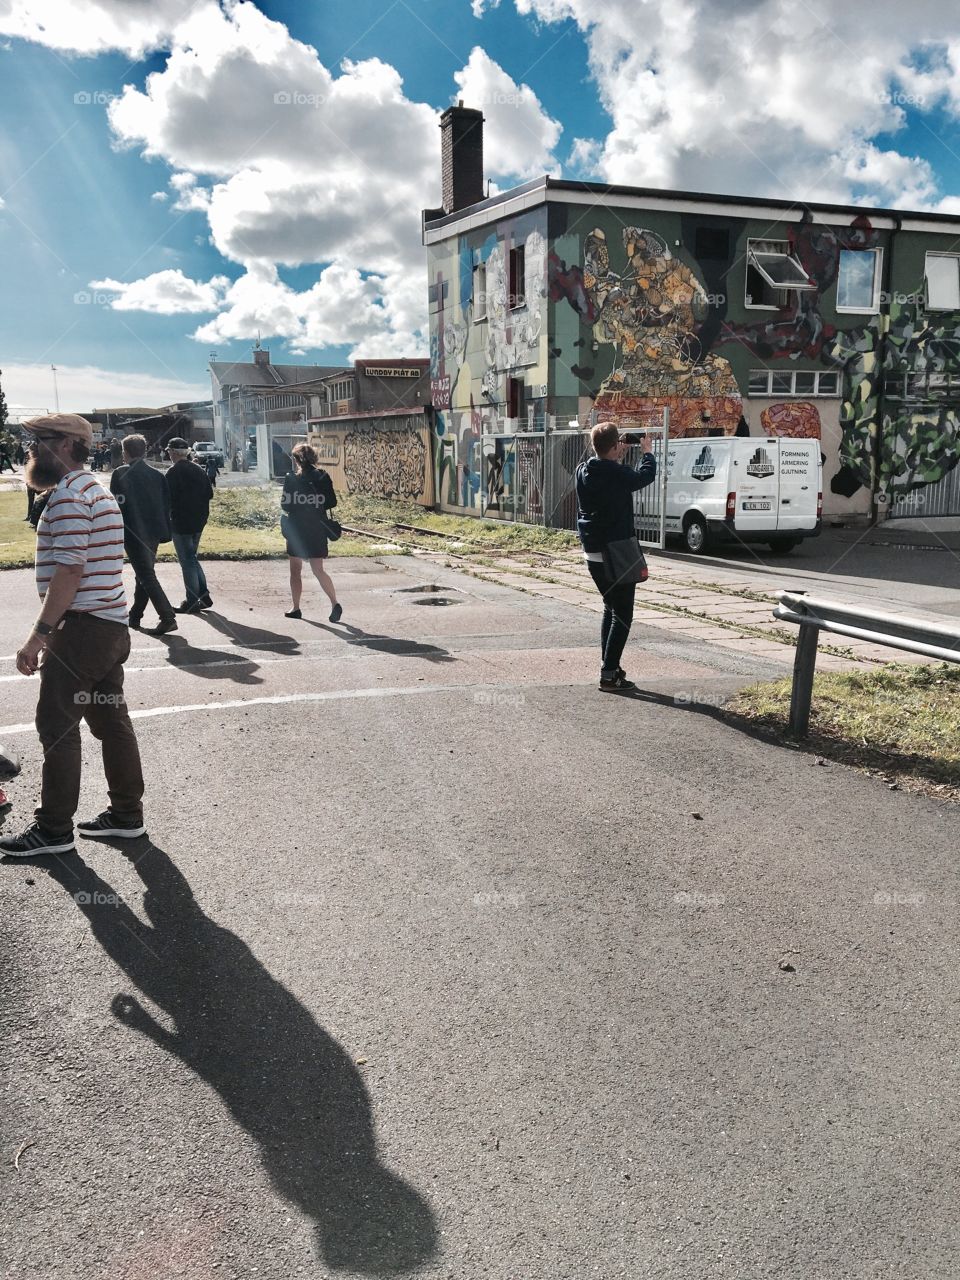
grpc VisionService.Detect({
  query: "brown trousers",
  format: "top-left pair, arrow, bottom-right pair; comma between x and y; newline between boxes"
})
35,612 -> 144,833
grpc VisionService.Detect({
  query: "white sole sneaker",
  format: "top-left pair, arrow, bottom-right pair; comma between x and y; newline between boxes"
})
0,834 -> 76,857
78,824 -> 147,839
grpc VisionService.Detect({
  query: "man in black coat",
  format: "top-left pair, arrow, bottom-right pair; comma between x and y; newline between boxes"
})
110,434 -> 177,636
164,438 -> 214,613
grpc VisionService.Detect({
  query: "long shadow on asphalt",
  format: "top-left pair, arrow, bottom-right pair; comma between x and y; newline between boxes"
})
43,844 -> 438,1274
148,634 -> 265,685
303,620 -> 456,664
199,611 -> 301,655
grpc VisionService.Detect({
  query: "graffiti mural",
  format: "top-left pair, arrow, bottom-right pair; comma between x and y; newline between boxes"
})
583,226 -> 742,433
343,427 -> 427,500
760,402 -> 822,440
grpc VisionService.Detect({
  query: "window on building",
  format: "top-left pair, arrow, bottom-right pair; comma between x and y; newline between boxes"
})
507,376 -> 523,419
836,248 -> 882,313
473,261 -> 487,320
748,368 -> 841,396
508,245 -> 525,310
925,253 -> 960,309
695,227 -> 730,260
745,238 -> 813,308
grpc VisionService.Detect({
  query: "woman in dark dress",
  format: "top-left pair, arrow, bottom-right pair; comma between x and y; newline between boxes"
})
281,442 -> 342,622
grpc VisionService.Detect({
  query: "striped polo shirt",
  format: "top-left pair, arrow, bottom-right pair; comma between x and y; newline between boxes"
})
36,469 -> 127,624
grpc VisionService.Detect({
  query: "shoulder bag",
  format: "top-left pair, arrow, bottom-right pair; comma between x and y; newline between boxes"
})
602,536 -> 649,586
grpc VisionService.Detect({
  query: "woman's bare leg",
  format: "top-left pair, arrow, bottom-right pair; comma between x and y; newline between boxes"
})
288,557 -> 303,609
308,557 -> 337,606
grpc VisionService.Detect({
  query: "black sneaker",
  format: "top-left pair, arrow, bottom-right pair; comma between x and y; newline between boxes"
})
599,671 -> 637,693
198,594 -> 213,609
0,823 -> 76,857
284,607 -> 302,619
77,811 -> 146,840
147,617 -> 179,636
329,602 -> 343,623
128,614 -> 143,630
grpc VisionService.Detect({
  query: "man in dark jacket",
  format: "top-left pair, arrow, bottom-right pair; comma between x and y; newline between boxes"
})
110,434 -> 177,636
576,421 -> 657,692
164,438 -> 214,613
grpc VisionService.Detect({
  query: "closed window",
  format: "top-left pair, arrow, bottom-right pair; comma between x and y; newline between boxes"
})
836,248 -> 882,313
473,262 -> 487,320
925,253 -> 960,309
509,245 -> 525,310
748,368 -> 841,396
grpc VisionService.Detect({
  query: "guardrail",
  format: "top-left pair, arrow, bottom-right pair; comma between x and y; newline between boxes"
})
772,590 -> 960,737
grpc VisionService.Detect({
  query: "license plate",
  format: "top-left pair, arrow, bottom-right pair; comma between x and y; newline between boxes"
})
742,500 -> 771,511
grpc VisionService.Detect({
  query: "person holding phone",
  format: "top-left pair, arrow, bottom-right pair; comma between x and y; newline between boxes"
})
576,422 -> 657,691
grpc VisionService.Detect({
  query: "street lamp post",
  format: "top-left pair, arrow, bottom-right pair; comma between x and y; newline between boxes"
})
51,365 -> 60,412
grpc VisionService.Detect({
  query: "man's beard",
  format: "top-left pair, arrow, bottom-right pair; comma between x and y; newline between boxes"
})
24,454 -> 67,491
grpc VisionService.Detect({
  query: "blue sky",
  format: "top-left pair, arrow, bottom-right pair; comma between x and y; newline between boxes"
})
2,0 -> 960,410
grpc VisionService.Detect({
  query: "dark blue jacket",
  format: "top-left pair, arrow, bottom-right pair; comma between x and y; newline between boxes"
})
576,453 -> 657,552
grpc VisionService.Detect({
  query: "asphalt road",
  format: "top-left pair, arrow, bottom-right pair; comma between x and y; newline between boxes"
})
1,556 -> 958,1280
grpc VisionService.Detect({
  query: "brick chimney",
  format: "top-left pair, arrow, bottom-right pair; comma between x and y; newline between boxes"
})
440,102 -> 484,214
252,342 -> 270,368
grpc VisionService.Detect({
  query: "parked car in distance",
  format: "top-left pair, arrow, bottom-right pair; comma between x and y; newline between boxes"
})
192,440 -> 224,467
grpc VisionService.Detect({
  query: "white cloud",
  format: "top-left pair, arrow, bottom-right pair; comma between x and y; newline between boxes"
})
150,190 -> 168,201
515,0 -> 960,208
0,0 -> 217,57
453,45 -> 561,181
89,268 -> 231,313
1,361 -> 208,411
471,0 -> 502,18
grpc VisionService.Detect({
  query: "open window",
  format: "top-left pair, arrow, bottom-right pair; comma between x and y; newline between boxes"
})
836,248 -> 882,313
925,253 -> 960,310
745,238 -> 813,308
507,376 -> 523,420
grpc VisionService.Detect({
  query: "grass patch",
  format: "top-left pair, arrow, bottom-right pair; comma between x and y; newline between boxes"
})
725,662 -> 960,801
341,494 -> 580,555
0,484 -> 402,567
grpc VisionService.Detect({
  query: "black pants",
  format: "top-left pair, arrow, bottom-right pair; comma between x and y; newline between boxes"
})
587,560 -> 636,675
125,536 -> 174,624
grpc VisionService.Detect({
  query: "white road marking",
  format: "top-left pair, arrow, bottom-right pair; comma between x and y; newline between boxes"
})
0,681 -> 528,736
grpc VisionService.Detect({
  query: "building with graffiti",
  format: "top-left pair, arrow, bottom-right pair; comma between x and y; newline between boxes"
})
424,105 -> 960,525
306,359 -> 434,506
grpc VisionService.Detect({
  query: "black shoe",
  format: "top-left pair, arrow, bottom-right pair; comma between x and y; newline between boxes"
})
285,607 -> 302,619
147,616 -> 179,636
173,600 -> 203,615
0,823 -> 76,857
198,594 -> 213,609
599,671 -> 636,692
128,615 -> 143,630
329,602 -> 342,623
77,810 -> 146,840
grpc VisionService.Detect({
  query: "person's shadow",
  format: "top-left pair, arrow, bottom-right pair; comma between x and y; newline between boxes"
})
150,633 -> 266,685
304,621 -> 456,665
44,845 -> 438,1273
199,611 -> 301,656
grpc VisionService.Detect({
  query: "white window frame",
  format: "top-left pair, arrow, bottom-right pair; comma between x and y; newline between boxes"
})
747,368 -> 841,397
924,252 -> 960,310
836,247 -> 883,315
473,261 -> 487,322
744,238 -> 812,310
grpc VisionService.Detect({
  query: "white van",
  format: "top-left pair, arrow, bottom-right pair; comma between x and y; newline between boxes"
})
653,437 -> 822,554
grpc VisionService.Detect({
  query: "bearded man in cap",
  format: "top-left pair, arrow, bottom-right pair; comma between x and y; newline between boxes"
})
0,414 -> 147,858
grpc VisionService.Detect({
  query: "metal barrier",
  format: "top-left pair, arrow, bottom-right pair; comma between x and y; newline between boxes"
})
772,590 -> 960,736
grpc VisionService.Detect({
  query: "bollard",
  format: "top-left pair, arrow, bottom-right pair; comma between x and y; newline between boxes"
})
788,621 -> 820,737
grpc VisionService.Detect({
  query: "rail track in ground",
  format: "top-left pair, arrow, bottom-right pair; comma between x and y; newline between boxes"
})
340,515 -> 581,566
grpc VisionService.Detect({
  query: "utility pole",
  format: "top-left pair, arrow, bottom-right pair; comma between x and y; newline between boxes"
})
51,365 -> 60,412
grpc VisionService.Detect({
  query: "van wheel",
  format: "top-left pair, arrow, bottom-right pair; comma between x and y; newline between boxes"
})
683,515 -> 709,554
768,537 -> 799,554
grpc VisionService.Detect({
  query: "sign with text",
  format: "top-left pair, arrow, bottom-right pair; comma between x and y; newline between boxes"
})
431,375 -> 451,409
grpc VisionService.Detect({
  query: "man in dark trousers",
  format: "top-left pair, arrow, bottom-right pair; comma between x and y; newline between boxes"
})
164,438 -> 214,613
110,434 -> 178,636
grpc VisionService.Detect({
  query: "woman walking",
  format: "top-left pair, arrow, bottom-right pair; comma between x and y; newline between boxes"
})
576,422 -> 656,691
281,442 -> 342,622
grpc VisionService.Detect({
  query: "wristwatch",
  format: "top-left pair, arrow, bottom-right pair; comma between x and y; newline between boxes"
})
33,620 -> 54,637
